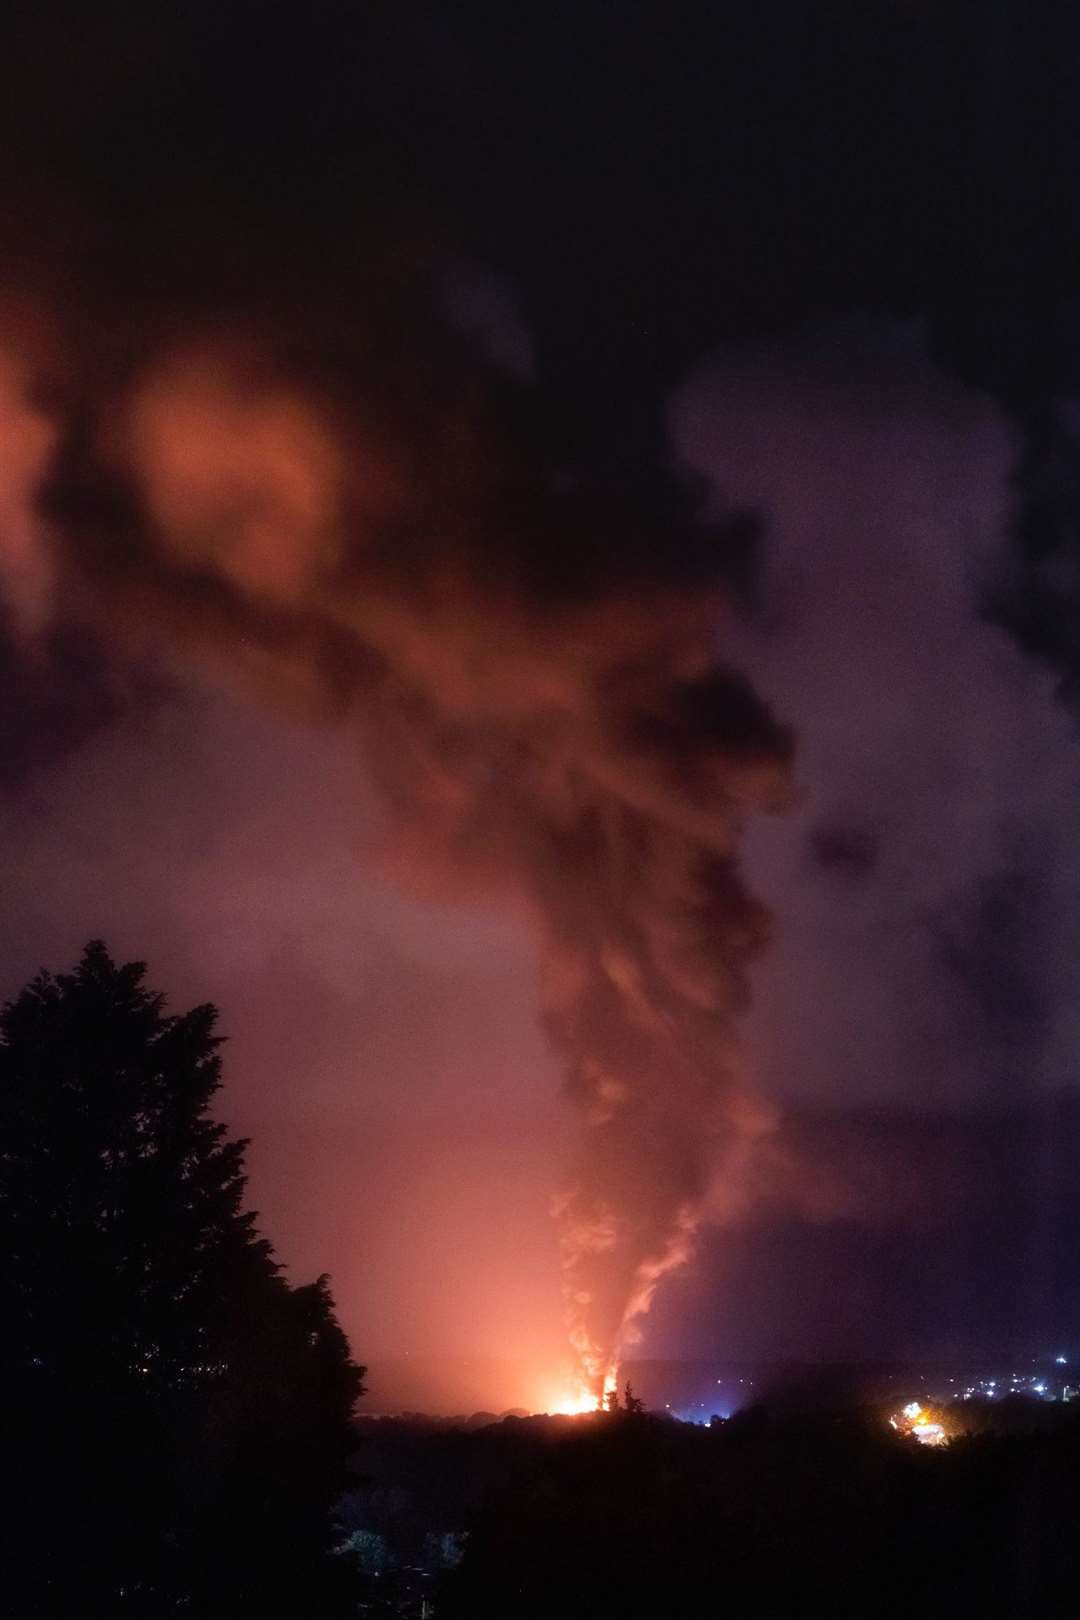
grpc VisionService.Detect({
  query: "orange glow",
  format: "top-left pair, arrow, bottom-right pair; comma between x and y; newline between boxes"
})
889,1401 -> 948,1446
0,338 -> 57,635
548,1389 -> 601,1417
535,1362 -> 619,1417
125,349 -> 346,606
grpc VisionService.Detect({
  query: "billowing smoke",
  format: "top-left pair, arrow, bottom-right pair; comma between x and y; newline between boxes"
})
0,0 -> 792,1401
986,401 -> 1080,709
0,319 -> 792,1395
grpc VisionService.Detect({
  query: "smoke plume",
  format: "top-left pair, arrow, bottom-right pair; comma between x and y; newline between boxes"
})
0,317 -> 792,1394
0,1 -> 798,1396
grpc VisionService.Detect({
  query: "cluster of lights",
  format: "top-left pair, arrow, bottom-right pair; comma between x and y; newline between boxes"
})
895,1357 -> 1071,1432
956,1371 -> 1057,1401
547,1358 -> 1070,1424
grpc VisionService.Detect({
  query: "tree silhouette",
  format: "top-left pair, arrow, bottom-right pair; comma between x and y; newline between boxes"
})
0,942 -> 364,1616
602,1382 -> 644,1416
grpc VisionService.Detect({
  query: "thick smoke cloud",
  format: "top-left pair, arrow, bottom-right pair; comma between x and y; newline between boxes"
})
0,320 -> 792,1396
0,3 -> 807,1396
986,402 -> 1080,708
672,317 -> 1080,1125
11,0 -> 1077,1392
0,324 -> 55,636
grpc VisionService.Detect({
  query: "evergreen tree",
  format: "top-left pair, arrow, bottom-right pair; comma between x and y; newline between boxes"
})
0,942 -> 364,1616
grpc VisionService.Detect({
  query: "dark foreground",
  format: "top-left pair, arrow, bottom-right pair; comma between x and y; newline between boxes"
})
347,1399 -> 1080,1620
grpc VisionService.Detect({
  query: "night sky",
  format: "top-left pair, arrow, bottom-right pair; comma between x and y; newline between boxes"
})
4,2 -> 1080,1409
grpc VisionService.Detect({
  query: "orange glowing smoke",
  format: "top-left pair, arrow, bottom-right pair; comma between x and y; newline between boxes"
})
1,331 -> 794,1402
0,325 -> 58,636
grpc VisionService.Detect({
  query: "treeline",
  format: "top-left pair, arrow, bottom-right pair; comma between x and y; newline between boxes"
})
8,944 -> 1080,1619
0,944 -> 365,1617
435,1403 -> 1080,1619
324,1396 -> 1080,1618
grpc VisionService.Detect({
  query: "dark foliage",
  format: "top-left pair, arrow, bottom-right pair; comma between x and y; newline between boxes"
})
436,1405 -> 1080,1620
0,943 -> 364,1616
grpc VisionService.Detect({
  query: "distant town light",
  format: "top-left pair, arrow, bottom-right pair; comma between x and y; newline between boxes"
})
1056,1355 -> 1067,1365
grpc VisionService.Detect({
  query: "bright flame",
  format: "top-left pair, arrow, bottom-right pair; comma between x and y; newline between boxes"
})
550,1389 -> 601,1417
538,1363 -> 620,1417
890,1401 -> 947,1447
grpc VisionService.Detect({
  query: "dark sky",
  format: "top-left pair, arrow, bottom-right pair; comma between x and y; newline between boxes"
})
3,1 -> 1080,1408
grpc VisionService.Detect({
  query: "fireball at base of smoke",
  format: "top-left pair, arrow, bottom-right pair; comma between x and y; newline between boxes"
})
1,327 -> 793,1394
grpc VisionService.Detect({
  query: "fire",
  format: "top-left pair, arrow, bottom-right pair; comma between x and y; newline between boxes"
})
538,1363 -> 620,1417
550,1389 -> 602,1417
888,1401 -> 947,1447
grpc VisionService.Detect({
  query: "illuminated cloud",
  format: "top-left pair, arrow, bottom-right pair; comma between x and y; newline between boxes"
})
3,315 -> 794,1399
